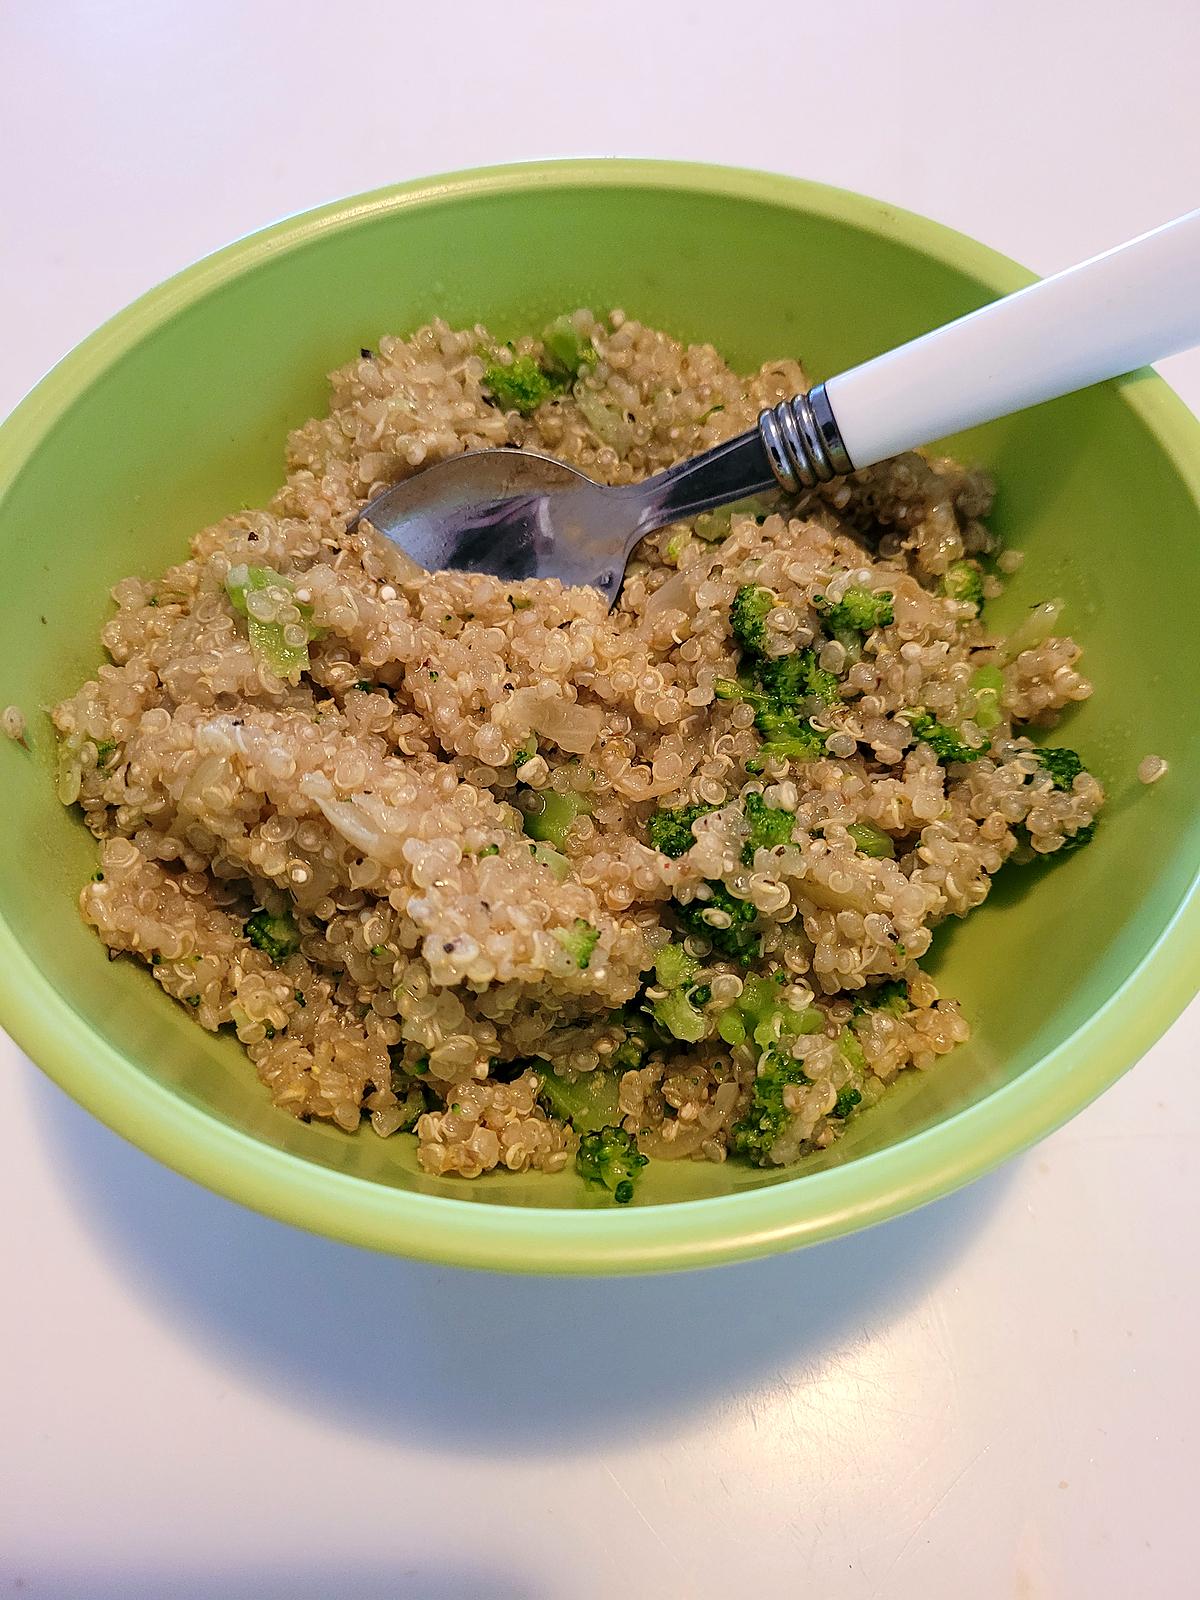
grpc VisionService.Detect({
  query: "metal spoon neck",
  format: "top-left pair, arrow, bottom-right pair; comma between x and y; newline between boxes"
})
625,382 -> 854,545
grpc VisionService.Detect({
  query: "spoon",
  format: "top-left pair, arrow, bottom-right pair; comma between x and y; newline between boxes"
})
354,208 -> 1200,605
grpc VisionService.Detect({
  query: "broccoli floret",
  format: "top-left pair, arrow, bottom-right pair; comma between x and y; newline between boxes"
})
832,1085 -> 863,1119
754,647 -> 840,707
816,586 -> 894,636
803,657 -> 842,705
610,1035 -> 646,1073
750,707 -> 826,768
722,638 -> 840,777
394,1082 -> 431,1133
730,584 -> 776,656
482,354 -> 560,416
714,679 -> 827,768
908,710 -> 985,765
674,882 -> 760,963
225,564 -> 316,684
541,314 -> 598,377
244,907 -> 301,965
522,788 -> 591,848
1059,819 -> 1096,853
610,1005 -> 658,1065
1038,747 -> 1085,792
537,1065 -> 621,1132
852,978 -> 910,1025
577,1125 -> 648,1203
748,653 -> 805,705
647,802 -> 716,859
741,791 -> 796,864
846,821 -> 895,859
731,1048 -> 812,1165
941,561 -> 985,607
875,979 -> 910,1015
553,918 -> 599,969
837,1027 -> 867,1072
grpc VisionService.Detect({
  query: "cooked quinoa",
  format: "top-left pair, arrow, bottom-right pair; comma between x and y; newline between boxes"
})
51,309 -> 1104,1199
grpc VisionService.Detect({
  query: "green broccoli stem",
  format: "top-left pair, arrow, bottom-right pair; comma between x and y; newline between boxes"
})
225,565 -> 316,684
537,1065 -> 622,1132
522,789 -> 591,849
652,988 -> 706,1043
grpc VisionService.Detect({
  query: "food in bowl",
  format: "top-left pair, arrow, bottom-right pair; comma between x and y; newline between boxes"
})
50,309 -> 1103,1204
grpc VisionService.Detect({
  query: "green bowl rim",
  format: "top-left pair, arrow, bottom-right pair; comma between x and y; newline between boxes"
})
1,159 -> 1197,1274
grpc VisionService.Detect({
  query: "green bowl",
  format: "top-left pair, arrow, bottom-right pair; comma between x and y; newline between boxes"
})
1,161 -> 1197,1273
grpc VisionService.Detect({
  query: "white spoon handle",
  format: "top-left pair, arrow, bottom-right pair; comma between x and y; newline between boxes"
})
821,208 -> 1200,470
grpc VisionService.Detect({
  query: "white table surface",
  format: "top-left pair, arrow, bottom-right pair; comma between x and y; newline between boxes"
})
2,4 -> 1198,1595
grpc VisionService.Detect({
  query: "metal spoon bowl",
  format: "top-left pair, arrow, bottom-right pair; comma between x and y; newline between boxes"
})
352,425 -> 785,608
